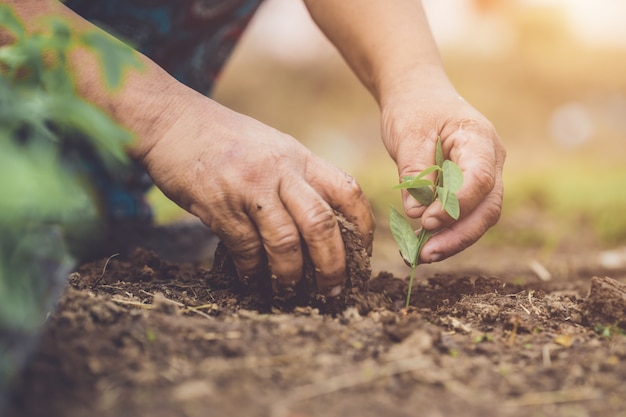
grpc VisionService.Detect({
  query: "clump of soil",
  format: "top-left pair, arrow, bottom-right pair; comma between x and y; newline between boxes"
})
4,222 -> 626,417
581,276 -> 626,329
210,212 -> 385,315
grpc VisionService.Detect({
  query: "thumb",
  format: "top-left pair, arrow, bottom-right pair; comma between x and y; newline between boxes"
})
394,134 -> 439,219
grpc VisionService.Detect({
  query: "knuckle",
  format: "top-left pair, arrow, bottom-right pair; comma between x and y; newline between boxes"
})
225,238 -> 265,279
341,173 -> 364,197
473,162 -> 496,195
456,229 -> 479,253
300,207 -> 337,240
229,237 -> 263,262
484,196 -> 503,228
264,232 -> 301,255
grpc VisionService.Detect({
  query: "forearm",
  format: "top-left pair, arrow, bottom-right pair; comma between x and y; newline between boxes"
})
303,0 -> 456,106
2,0 -> 194,159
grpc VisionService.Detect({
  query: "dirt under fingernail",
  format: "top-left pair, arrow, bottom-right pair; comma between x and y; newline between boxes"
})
327,284 -> 342,297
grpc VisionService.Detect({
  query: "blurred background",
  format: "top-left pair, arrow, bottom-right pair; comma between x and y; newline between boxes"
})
150,0 -> 626,277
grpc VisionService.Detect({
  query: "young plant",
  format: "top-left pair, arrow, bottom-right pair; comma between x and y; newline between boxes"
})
389,138 -> 464,308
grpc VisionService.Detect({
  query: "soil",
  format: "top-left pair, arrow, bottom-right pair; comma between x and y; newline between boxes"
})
5,217 -> 626,417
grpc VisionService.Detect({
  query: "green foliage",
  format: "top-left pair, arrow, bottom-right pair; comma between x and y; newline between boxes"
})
389,206 -> 419,267
594,323 -> 626,339
473,334 -> 494,343
389,137 -> 464,308
0,7 -> 151,406
81,31 -> 144,90
1,5 -> 144,397
0,6 -> 143,171
0,225 -> 74,329
495,163 -> 626,248
0,4 -> 143,224
0,5 -> 142,332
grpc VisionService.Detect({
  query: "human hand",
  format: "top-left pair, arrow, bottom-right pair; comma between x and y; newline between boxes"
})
135,92 -> 374,296
381,76 -> 506,264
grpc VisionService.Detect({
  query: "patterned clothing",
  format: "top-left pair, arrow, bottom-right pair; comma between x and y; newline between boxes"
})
64,0 -> 264,221
66,0 -> 264,95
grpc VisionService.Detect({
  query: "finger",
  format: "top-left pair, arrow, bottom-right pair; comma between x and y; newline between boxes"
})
392,135 -> 439,219
246,200 -> 303,294
421,129 -> 503,231
202,208 -> 267,281
420,155 -> 495,230
280,178 -> 346,295
419,178 -> 504,263
306,159 -> 375,254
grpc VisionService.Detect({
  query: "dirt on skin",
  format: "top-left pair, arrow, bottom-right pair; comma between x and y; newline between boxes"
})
5,216 -> 626,417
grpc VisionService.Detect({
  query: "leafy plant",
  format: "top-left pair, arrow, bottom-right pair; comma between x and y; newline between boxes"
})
0,4 -> 142,398
389,138 -> 464,308
0,4 -> 143,328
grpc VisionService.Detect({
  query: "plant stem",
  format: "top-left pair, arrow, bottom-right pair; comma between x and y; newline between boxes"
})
405,228 -> 433,308
405,265 -> 417,309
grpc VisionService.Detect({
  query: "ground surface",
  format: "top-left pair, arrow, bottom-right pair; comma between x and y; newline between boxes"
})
5,220 -> 626,417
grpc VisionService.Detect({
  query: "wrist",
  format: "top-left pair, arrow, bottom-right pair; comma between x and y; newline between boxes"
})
377,64 -> 458,110
118,69 -> 193,161
69,51 -> 194,162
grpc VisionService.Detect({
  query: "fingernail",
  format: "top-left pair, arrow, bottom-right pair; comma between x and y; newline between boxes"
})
429,253 -> 443,263
327,285 -> 342,298
407,201 -> 423,210
422,217 -> 441,231
271,275 -> 296,298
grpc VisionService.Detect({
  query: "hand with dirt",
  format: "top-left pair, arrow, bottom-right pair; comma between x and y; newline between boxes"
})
133,87 -> 375,295
305,0 -> 506,263
6,0 -> 375,296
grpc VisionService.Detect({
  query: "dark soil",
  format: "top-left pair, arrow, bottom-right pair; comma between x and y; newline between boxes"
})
5,217 -> 626,417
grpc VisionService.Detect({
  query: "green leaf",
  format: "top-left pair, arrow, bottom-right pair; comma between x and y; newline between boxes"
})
442,160 -> 463,192
40,62 -> 75,94
445,192 -> 460,220
438,186 -> 449,212
0,5 -> 25,40
48,18 -> 72,47
0,44 -> 27,76
394,165 -> 441,205
438,187 -> 461,220
435,137 -> 444,167
407,186 -> 434,206
46,96 -> 133,165
416,228 -> 432,258
389,207 -> 419,267
79,31 -> 143,90
415,165 -> 440,180
404,227 -> 433,307
394,178 -> 432,190
0,139 -> 98,224
399,166 -> 440,187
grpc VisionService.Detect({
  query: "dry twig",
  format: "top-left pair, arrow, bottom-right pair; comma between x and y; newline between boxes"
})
92,253 -> 119,288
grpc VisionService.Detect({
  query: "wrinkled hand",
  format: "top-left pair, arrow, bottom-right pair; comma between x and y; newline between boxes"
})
137,93 -> 374,295
381,79 -> 506,263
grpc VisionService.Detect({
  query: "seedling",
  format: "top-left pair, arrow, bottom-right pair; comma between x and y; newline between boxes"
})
389,138 -> 464,308
594,323 -> 625,339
